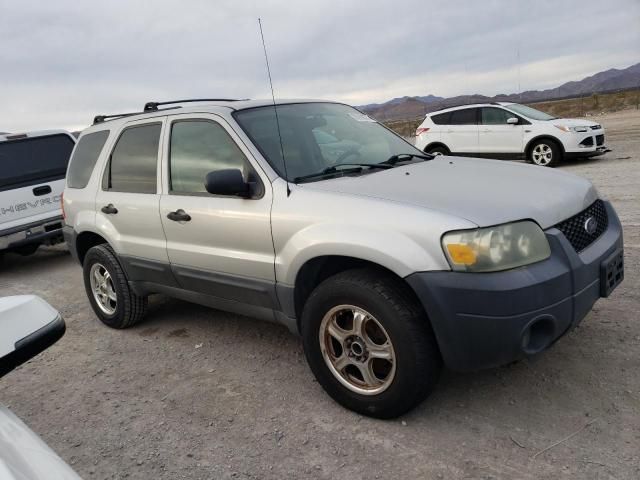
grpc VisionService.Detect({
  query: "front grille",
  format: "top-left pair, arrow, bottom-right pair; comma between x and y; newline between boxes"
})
596,134 -> 604,146
590,125 -> 601,130
554,200 -> 608,253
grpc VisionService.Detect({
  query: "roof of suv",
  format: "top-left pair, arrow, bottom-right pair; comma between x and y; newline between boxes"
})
428,102 -> 516,116
86,98 -> 341,132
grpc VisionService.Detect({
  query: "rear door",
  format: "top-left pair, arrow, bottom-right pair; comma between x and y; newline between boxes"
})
95,119 -> 173,281
0,133 -> 75,231
477,107 -> 524,155
442,108 -> 479,153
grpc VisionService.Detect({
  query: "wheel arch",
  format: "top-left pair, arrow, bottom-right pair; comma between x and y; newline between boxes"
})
423,142 -> 450,154
525,135 -> 565,158
290,255 -> 427,330
75,230 -> 109,265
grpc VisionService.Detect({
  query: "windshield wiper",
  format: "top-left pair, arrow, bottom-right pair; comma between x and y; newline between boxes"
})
293,163 -> 392,183
380,152 -> 434,166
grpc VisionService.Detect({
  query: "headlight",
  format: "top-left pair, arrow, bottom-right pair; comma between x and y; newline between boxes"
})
441,221 -> 551,272
555,125 -> 589,133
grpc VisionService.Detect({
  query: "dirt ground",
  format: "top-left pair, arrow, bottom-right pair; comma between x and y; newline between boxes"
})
1,109 -> 639,480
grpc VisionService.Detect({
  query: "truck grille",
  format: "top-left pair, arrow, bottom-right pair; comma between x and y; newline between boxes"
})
590,125 -> 601,130
596,134 -> 604,146
554,200 -> 608,253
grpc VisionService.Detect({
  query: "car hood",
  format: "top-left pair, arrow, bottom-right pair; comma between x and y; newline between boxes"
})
300,157 -> 598,229
553,118 -> 602,127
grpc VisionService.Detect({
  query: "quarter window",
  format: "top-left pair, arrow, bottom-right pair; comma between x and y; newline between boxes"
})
67,130 -> 109,189
481,108 -> 510,125
105,123 -> 161,194
430,112 -> 451,125
448,108 -> 478,125
169,120 -> 249,194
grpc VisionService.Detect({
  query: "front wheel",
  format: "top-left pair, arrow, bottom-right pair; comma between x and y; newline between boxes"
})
301,269 -> 442,418
529,140 -> 561,166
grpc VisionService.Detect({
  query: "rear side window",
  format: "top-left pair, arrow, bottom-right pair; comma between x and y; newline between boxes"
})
169,120 -> 249,194
449,108 -> 478,125
430,112 -> 451,125
481,108 -> 510,125
0,134 -> 74,190
104,123 -> 161,194
67,130 -> 109,189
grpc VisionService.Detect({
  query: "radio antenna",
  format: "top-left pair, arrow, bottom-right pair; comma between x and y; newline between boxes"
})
258,18 -> 290,197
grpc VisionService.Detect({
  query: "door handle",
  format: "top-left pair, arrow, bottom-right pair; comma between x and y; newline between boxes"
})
167,209 -> 191,222
33,185 -> 52,196
101,204 -> 118,215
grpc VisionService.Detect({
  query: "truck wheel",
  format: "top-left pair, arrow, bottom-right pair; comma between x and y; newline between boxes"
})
83,244 -> 147,329
301,269 -> 442,418
529,139 -> 560,166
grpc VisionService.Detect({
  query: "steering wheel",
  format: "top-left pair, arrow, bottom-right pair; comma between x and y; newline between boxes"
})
334,147 -> 361,164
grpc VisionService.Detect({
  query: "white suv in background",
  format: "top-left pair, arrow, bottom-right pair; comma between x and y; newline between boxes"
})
414,102 -> 607,166
0,130 -> 75,256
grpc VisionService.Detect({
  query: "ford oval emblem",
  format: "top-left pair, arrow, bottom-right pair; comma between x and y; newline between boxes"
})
584,216 -> 598,235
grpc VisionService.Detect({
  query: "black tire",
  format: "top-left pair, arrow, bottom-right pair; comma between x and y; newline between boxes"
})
301,269 -> 442,418
528,139 -> 561,167
83,244 -> 147,329
425,145 -> 449,156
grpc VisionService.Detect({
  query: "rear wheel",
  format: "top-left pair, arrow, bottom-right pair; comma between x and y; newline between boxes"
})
425,145 -> 450,156
529,139 -> 561,166
301,269 -> 442,418
83,244 -> 147,329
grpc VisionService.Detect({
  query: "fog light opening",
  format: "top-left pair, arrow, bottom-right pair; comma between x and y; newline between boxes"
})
521,316 -> 556,354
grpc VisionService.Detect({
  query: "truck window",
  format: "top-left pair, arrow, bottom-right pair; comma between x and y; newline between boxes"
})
0,134 -> 75,190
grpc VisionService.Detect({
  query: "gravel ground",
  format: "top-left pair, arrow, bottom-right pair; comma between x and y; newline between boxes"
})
1,109 -> 639,480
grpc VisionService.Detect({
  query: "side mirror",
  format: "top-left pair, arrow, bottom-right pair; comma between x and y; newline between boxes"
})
0,295 -> 65,378
205,169 -> 253,198
507,117 -> 519,125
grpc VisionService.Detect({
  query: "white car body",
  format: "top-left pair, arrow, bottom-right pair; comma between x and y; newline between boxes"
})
414,102 -> 607,166
0,295 -> 79,479
0,130 -> 76,253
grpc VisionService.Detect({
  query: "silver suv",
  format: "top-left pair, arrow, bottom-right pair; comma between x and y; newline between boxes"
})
63,99 -> 624,418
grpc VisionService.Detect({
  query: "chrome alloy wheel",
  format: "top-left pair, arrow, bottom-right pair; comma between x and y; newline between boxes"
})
89,263 -> 117,315
532,143 -> 553,165
319,305 -> 396,395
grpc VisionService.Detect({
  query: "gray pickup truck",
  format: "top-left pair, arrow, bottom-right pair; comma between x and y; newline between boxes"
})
62,99 -> 624,418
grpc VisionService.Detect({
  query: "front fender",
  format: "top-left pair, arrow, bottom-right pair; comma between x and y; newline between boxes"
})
275,223 -> 450,285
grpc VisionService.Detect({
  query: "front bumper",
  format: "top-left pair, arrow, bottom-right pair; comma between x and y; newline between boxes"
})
564,129 -> 608,157
406,201 -> 623,372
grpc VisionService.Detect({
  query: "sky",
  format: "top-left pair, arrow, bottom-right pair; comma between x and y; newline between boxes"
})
1,0 -> 639,132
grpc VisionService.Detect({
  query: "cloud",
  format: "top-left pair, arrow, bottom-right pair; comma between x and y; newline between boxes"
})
1,0 -> 638,131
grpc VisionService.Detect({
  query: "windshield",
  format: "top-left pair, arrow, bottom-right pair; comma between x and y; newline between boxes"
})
504,103 -> 556,121
233,103 -> 422,182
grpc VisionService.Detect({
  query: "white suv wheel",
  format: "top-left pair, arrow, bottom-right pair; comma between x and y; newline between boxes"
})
532,143 -> 553,165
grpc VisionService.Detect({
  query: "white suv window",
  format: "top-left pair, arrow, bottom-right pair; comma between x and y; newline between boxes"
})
103,123 -> 161,194
480,107 -> 511,125
169,120 -> 249,194
448,108 -> 478,125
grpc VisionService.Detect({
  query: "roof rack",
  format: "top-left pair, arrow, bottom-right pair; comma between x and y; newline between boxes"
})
93,111 -> 145,125
428,101 -> 498,114
143,98 -> 246,112
93,106 -> 181,125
